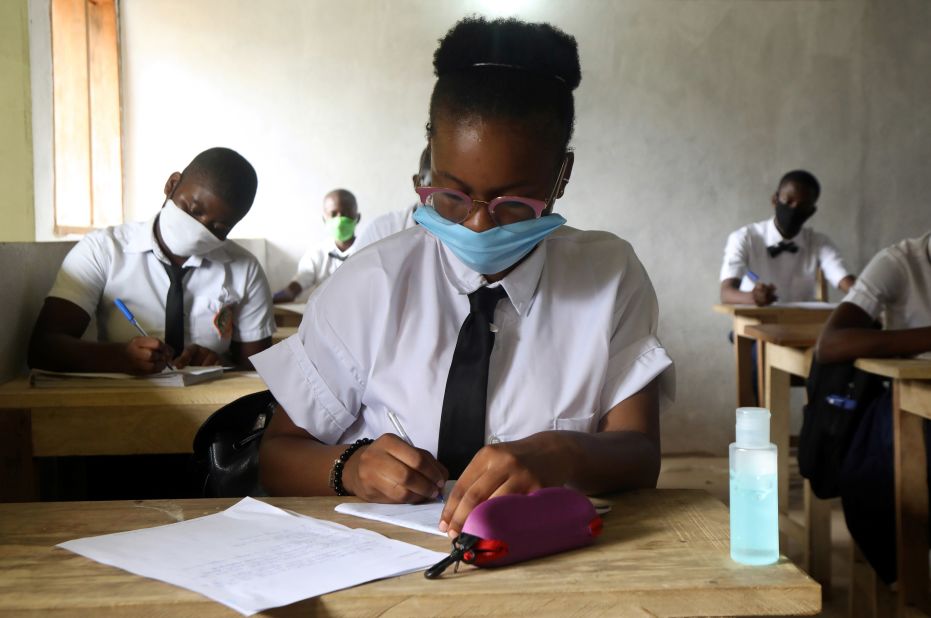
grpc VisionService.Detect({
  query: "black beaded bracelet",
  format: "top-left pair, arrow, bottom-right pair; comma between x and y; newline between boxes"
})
328,438 -> 374,496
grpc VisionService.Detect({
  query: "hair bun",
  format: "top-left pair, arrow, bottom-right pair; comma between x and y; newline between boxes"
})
433,17 -> 581,91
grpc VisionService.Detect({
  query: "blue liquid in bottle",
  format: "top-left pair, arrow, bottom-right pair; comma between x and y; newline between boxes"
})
729,408 -> 779,565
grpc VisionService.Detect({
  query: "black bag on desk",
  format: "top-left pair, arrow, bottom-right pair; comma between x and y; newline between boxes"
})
798,360 -> 886,499
192,390 -> 277,498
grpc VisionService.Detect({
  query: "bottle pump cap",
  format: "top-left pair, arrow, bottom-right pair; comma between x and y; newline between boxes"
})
735,407 -> 771,446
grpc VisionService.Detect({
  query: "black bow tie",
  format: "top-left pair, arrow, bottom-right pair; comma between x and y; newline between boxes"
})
767,240 -> 799,258
328,251 -> 347,261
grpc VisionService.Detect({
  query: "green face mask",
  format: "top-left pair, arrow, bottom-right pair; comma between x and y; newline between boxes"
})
326,215 -> 357,242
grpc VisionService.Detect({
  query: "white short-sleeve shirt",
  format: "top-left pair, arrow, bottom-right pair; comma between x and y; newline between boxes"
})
47,217 -> 275,356
842,232 -> 931,330
292,241 -> 356,296
719,218 -> 852,302
252,224 -> 675,454
353,204 -> 418,251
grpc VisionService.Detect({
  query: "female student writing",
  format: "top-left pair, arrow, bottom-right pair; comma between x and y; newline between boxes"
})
253,17 -> 674,536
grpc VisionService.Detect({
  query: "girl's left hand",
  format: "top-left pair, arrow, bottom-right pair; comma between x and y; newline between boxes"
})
439,432 -> 573,537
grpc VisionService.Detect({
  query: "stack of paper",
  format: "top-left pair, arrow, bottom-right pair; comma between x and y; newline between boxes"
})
335,493 -> 612,537
30,366 -> 225,388
336,502 -> 449,537
57,497 -> 446,616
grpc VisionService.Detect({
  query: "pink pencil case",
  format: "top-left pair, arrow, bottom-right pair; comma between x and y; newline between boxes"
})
425,487 -> 603,578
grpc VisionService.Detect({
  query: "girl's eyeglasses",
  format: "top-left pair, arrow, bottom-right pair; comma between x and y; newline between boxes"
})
414,156 -> 568,227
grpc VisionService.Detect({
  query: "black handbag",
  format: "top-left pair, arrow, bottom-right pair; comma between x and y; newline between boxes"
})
798,359 -> 886,499
192,389 -> 277,498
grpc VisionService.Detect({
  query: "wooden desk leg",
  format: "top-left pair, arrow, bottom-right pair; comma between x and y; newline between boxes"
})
736,334 -> 756,408
804,480 -> 832,592
849,542 -> 894,618
757,342 -> 766,410
765,354 -> 791,550
893,381 -> 931,616
0,408 -> 37,502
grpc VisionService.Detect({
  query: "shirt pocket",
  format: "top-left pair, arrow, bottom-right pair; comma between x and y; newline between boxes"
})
554,412 -> 598,433
190,292 -> 240,349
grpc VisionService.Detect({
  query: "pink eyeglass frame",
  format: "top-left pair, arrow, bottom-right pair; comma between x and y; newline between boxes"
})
414,155 -> 570,222
414,187 -> 548,220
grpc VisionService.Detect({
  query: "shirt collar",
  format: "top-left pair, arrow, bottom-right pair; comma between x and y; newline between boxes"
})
123,214 -> 235,266
330,241 -> 356,259
764,217 -> 808,248
431,230 -> 546,318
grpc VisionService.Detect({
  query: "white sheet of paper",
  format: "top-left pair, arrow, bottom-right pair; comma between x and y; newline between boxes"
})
335,502 -> 447,537
57,497 -> 446,616
772,301 -> 838,309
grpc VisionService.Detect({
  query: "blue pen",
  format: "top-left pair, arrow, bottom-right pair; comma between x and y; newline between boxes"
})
114,298 -> 175,369
746,270 -> 760,283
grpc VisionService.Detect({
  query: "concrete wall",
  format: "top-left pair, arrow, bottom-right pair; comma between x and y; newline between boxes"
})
0,0 -> 34,241
8,0 -> 930,452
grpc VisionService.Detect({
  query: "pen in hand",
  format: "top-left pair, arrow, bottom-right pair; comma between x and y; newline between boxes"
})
386,409 -> 449,503
386,409 -> 414,446
114,298 -> 175,370
746,270 -> 760,283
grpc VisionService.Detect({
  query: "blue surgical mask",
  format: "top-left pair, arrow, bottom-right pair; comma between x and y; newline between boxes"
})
414,206 -> 566,275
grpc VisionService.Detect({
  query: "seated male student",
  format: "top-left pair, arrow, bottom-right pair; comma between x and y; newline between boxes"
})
814,231 -> 931,583
353,147 -> 429,251
720,170 -> 856,306
272,189 -> 362,303
29,147 -> 274,374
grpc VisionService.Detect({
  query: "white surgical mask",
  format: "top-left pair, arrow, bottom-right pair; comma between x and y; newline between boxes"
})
157,199 -> 225,257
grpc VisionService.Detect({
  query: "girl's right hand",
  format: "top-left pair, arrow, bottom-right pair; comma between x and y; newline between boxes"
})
343,434 -> 448,503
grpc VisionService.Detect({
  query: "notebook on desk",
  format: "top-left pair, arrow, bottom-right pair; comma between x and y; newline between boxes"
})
29,366 -> 225,388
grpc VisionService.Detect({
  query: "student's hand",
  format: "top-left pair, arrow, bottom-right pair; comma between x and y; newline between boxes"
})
440,432 -> 570,537
751,283 -> 778,306
342,434 -> 448,503
123,336 -> 174,374
272,290 -> 292,304
173,344 -> 221,368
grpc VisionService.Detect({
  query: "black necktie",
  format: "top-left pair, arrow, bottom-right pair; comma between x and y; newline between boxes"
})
163,262 -> 192,356
767,240 -> 799,258
437,286 -> 508,479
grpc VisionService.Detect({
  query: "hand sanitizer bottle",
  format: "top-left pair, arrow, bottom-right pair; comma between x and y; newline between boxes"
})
729,407 -> 779,565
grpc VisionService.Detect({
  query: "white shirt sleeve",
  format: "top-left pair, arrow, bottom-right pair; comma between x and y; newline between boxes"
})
353,219 -> 388,252
293,248 -> 323,290
232,258 -> 275,342
719,227 -> 749,282
251,323 -> 362,444
842,248 -> 906,321
46,233 -> 109,317
600,243 -> 675,413
814,232 -> 852,288
251,270 -> 372,443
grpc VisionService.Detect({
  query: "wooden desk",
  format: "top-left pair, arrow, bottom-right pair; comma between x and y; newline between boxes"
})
746,323 -> 832,589
274,303 -> 305,327
272,326 -> 298,344
0,374 -> 266,502
714,304 -> 834,407
0,490 -> 821,616
855,359 -> 931,616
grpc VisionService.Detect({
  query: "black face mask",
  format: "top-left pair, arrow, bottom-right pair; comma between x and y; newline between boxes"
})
774,200 -> 816,239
